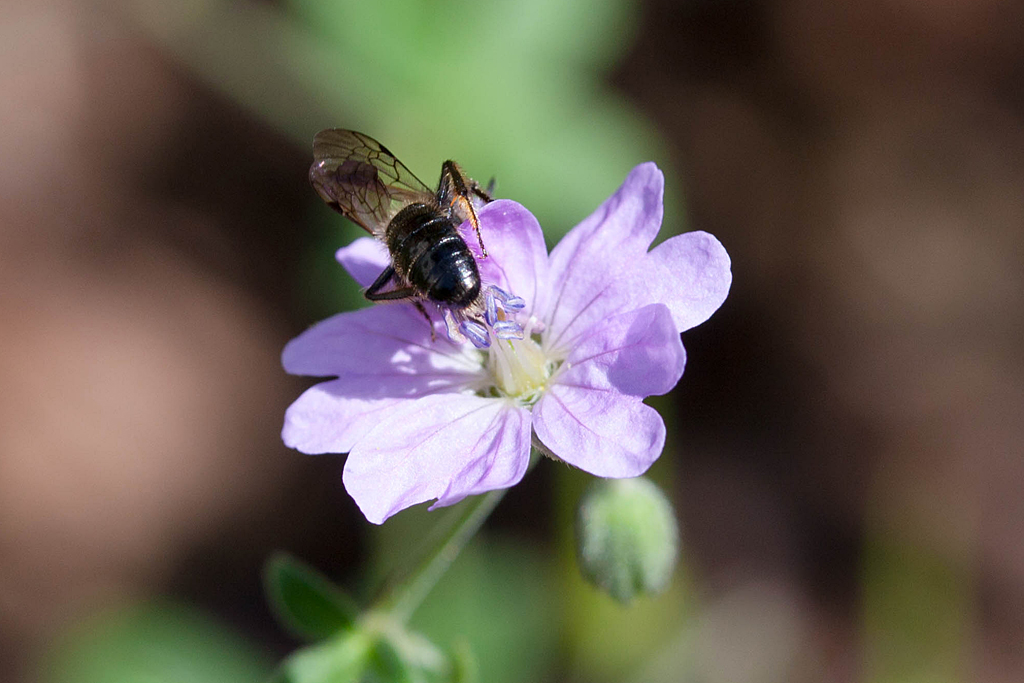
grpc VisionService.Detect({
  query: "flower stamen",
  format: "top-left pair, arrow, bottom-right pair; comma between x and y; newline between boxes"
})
489,286 -> 525,311
460,319 -> 490,348
443,287 -> 528,349
487,335 -> 551,401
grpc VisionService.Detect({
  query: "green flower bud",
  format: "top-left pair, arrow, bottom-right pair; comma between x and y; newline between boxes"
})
575,477 -> 679,603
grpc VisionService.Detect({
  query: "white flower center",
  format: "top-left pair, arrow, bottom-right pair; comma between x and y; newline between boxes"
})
487,330 -> 552,401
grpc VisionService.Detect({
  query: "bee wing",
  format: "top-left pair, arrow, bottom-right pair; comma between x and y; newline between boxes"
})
309,129 -> 435,238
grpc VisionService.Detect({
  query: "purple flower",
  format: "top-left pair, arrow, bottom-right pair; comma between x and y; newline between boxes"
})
282,163 -> 731,524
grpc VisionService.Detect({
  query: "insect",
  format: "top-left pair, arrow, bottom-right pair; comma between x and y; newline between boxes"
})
309,129 -> 523,347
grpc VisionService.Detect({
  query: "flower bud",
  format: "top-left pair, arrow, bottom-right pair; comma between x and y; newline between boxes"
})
575,477 -> 679,603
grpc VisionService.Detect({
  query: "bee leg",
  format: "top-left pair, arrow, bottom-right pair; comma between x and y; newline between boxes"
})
412,301 -> 436,342
365,267 -> 435,340
364,266 -> 398,300
438,160 -> 488,258
470,177 -> 495,203
365,266 -> 419,302
365,285 -> 419,302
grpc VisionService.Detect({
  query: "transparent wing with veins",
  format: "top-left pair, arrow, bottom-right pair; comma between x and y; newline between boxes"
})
308,129 -> 435,238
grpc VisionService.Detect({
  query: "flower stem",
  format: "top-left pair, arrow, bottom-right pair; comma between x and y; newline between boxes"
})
374,487 -> 507,624
373,451 -> 542,624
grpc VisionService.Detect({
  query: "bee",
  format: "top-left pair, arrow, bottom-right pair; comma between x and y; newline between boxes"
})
309,129 -> 513,346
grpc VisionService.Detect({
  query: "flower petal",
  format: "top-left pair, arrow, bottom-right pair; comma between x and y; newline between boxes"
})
560,304 -> 685,398
282,305 -> 484,391
336,237 -> 391,288
533,385 -> 666,478
543,163 -> 662,311
343,395 -> 532,524
647,231 -> 732,332
540,233 -> 731,354
547,162 -> 664,276
539,259 -> 645,357
541,163 -> 666,354
282,380 -> 411,454
456,200 -> 549,316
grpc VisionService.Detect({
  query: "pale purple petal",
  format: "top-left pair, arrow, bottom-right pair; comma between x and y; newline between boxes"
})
547,163 -> 664,275
540,259 -> 652,357
559,304 -> 685,398
336,237 -> 391,287
455,200 -> 549,316
540,165 -> 668,355
542,163 -> 664,331
282,381 -> 411,454
647,231 -> 732,332
282,305 -> 483,391
343,395 -> 532,524
533,385 -> 666,478
429,401 -> 532,509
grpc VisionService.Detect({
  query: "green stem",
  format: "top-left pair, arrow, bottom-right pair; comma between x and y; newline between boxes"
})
374,487 -> 507,624
373,451 -> 544,624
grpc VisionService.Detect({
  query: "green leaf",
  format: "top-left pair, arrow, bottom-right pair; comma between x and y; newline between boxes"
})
281,629 -> 454,683
264,552 -> 360,641
281,631 -> 375,683
381,628 -> 450,683
367,638 -> 415,683
448,640 -> 478,683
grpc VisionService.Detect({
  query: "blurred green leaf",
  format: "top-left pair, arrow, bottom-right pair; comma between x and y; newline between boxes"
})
265,552 -> 361,642
38,601 -> 271,683
368,638 -> 421,683
290,0 -> 635,77
281,630 -> 375,683
281,625 -> 458,683
378,627 -> 448,679
448,639 -> 478,683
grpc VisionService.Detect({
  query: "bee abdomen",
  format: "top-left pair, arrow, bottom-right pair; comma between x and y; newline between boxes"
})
387,204 -> 481,308
413,235 -> 480,308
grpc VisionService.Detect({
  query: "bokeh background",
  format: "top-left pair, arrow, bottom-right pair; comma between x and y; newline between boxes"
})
3,0 -> 1023,681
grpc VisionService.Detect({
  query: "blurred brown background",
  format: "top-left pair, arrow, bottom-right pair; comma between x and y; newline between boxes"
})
2,0 -> 1023,681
